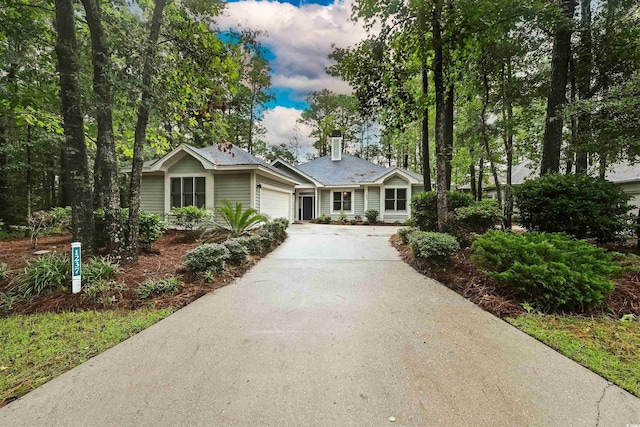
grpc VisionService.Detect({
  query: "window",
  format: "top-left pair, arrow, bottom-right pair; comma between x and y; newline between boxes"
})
333,191 -> 352,212
170,177 -> 206,208
385,188 -> 407,211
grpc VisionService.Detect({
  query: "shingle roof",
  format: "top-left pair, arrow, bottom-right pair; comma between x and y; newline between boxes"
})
297,154 -> 406,186
188,144 -> 284,175
605,162 -> 640,184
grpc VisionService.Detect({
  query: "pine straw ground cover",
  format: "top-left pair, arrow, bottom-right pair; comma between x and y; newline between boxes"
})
391,234 -> 640,397
0,229 -> 285,406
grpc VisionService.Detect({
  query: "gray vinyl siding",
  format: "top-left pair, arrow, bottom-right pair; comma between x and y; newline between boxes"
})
383,213 -> 410,223
214,173 -> 251,208
320,190 -> 330,216
140,175 -> 165,216
168,155 -> 205,173
384,176 -> 408,186
412,185 -> 425,195
368,187 -> 380,212
355,189 -> 365,215
257,175 -> 295,192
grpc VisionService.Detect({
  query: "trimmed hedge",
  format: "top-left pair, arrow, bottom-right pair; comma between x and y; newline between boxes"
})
408,231 -> 460,265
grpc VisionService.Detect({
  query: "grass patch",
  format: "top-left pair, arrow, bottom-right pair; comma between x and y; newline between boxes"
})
0,308 -> 173,405
508,314 -> 640,396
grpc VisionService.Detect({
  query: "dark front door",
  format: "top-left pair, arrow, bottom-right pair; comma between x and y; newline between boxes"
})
302,197 -> 314,220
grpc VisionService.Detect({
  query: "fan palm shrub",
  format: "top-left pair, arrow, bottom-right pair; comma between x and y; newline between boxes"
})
216,201 -> 267,237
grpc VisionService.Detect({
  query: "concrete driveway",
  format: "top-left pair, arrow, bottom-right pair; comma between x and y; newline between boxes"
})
2,224 -> 640,426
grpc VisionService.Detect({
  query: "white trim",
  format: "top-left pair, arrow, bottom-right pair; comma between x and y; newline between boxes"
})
272,158 -> 325,188
330,188 -> 355,214
152,145 -> 215,171
331,137 -> 342,161
364,186 -> 369,211
259,184 -> 293,222
165,173 -> 211,215
250,171 -> 256,209
315,188 -> 319,219
381,185 -> 410,214
373,168 -> 420,185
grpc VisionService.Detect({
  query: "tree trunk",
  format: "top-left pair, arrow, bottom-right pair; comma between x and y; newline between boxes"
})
0,62 -> 17,227
81,0 -> 121,253
477,158 -> 484,201
501,60 -> 514,230
54,0 -> 95,254
421,67 -> 431,190
128,0 -> 167,260
575,0 -> 592,173
445,84 -> 454,191
540,0 -> 577,176
432,0 -> 448,232
480,73 -> 502,209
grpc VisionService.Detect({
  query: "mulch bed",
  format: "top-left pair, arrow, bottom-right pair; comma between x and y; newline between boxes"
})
390,235 -> 640,319
0,230 -> 275,316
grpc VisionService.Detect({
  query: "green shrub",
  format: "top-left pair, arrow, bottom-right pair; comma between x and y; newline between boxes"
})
397,227 -> 417,245
168,206 -> 212,232
408,231 -> 460,265
514,174 -> 635,243
237,235 -> 263,255
350,219 -> 357,225
19,253 -> 70,296
183,243 -> 230,274
364,209 -> 379,223
223,238 -> 249,263
0,291 -> 23,312
82,256 -> 119,286
411,191 -> 473,231
83,280 -> 127,303
471,231 -> 619,311
261,221 -> 287,242
27,207 -> 72,248
136,276 -> 183,299
94,208 -> 165,250
337,211 -> 347,223
354,215 -> 362,222
453,200 -> 503,234
273,217 -> 290,230
259,233 -> 274,250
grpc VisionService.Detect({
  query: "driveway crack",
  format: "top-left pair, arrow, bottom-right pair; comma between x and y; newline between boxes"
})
595,382 -> 614,427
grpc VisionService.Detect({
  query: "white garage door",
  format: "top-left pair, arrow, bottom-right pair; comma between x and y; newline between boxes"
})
260,187 -> 291,221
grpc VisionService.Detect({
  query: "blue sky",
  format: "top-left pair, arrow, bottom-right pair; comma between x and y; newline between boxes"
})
217,0 -> 369,154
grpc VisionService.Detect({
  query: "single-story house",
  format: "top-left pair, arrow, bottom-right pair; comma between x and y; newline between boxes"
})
139,144 -> 300,222
272,132 -> 425,222
459,161 -> 640,209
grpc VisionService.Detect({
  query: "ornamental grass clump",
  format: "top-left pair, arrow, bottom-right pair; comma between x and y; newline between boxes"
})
136,277 -> 183,299
408,231 -> 460,265
183,243 -> 230,274
471,231 -> 619,312
19,253 -> 70,297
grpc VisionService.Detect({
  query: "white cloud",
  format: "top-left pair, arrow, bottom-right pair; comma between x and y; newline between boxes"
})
217,0 -> 371,97
261,106 -> 316,160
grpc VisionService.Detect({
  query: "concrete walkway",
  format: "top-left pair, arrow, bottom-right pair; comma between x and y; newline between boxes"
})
2,224 -> 640,426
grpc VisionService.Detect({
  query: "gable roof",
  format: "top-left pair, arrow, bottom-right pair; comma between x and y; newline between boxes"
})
142,143 -> 298,185
272,158 -> 325,187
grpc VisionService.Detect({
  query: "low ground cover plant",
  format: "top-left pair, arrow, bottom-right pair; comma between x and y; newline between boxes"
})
19,252 -> 70,297
82,256 -> 119,286
183,243 -> 230,274
136,277 -> 183,299
471,231 -> 619,311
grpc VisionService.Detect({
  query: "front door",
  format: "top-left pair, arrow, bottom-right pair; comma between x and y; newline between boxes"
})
302,196 -> 314,220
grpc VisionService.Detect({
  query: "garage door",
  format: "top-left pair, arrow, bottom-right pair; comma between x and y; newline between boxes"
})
260,187 -> 291,221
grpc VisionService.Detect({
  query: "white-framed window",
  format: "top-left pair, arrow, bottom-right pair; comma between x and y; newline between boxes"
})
385,188 -> 407,211
332,190 -> 352,212
170,177 -> 206,208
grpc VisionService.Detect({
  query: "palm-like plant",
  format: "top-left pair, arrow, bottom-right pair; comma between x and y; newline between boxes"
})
216,201 -> 268,237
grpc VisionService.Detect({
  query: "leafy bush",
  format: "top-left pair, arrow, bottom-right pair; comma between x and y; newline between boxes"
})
364,209 -> 379,223
337,211 -> 348,223
261,221 -> 287,243
83,280 -> 127,303
408,231 -> 460,265
82,256 -> 119,286
471,231 -> 619,311
453,200 -> 503,234
223,238 -> 249,264
514,174 -> 635,243
411,191 -> 472,231
183,243 -> 230,274
354,215 -> 362,222
214,201 -> 267,237
27,207 -> 72,248
19,253 -> 70,296
259,233 -> 274,250
168,206 -> 212,232
237,235 -> 263,255
350,219 -> 357,225
398,227 -> 417,245
94,208 -> 165,250
273,217 -> 290,230
136,277 -> 183,299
